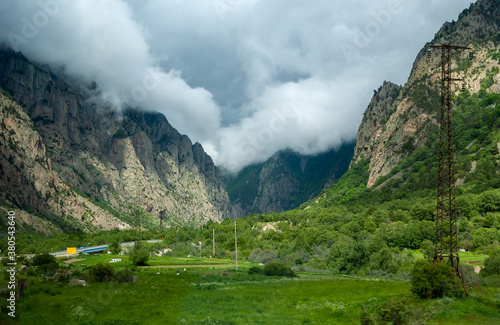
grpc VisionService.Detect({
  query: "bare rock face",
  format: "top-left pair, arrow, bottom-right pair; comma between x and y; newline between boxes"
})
227,143 -> 355,215
352,0 -> 500,188
0,49 -> 235,233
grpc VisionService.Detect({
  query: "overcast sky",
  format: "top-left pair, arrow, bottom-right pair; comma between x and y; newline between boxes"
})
0,0 -> 475,172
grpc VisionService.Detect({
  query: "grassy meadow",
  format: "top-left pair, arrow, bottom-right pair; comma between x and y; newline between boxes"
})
1,254 -> 499,325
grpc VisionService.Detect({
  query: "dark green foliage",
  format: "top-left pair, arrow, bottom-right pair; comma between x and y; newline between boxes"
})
420,240 -> 435,262
115,267 -> 134,283
263,262 -> 297,277
0,87 -> 14,101
367,247 -> 398,274
31,252 -> 59,276
248,266 -> 263,275
112,128 -> 128,139
129,246 -> 150,266
89,263 -> 115,282
410,260 -> 465,298
481,249 -> 500,277
473,228 -> 499,248
108,241 -> 122,255
361,297 -> 412,325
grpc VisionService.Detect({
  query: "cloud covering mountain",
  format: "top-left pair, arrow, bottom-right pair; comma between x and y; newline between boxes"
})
0,0 -> 474,172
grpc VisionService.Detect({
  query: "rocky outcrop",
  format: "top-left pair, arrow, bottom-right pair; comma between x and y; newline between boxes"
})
228,143 -> 355,215
352,0 -> 500,188
0,49 -> 235,233
0,94 -> 127,233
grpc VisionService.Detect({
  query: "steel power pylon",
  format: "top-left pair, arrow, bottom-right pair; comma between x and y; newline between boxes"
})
429,44 -> 470,295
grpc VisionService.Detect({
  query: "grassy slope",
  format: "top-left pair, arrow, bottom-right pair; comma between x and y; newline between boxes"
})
2,264 -> 498,325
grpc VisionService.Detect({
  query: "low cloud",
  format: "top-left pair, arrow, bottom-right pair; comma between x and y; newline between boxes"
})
0,0 -> 474,172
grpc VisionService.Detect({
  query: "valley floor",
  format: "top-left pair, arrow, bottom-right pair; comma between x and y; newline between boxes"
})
1,257 -> 499,324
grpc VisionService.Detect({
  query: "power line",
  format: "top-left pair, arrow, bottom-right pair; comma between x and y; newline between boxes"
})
429,43 -> 471,296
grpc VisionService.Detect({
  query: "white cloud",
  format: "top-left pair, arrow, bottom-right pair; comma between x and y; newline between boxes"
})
0,0 -> 475,172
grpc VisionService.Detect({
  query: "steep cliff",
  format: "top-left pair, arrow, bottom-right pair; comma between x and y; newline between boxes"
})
0,49 -> 235,233
352,0 -> 500,188
227,143 -> 355,215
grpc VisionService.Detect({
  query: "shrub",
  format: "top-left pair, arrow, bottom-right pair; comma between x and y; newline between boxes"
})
112,128 -> 128,139
361,297 -> 412,325
32,252 -> 59,276
248,266 -> 263,275
115,267 -> 134,283
263,262 -> 297,277
410,260 -> 465,298
420,240 -> 435,262
89,263 -> 114,282
108,241 -> 122,255
480,249 -> 500,277
248,249 -> 277,264
462,264 -> 481,287
482,275 -> 500,287
130,247 -> 150,266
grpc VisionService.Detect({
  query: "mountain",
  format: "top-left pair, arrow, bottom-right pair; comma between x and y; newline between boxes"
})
226,144 -> 355,216
352,0 -> 500,188
0,49 -> 235,234
227,0 -> 500,218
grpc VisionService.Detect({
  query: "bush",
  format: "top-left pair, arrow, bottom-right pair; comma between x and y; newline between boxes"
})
89,263 -> 114,282
130,247 -> 149,266
482,275 -> 500,287
361,297 -> 412,325
480,249 -> 500,277
420,240 -> 434,262
108,241 -> 122,255
263,262 -> 297,277
32,252 -> 59,276
462,264 -> 481,287
248,266 -> 263,275
115,267 -> 134,283
112,128 -> 128,139
248,249 -> 277,264
410,260 -> 465,298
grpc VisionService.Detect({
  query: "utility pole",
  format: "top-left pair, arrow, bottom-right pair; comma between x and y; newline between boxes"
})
213,228 -> 215,257
134,207 -> 141,249
429,43 -> 470,295
134,189 -> 142,250
234,220 -> 238,270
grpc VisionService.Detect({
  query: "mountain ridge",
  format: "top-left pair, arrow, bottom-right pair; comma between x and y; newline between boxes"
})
352,0 -> 500,188
226,143 -> 355,216
0,49 -> 235,233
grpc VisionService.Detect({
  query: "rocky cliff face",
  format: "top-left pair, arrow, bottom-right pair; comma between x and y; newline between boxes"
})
227,143 -> 355,215
352,0 -> 500,188
0,49 -> 235,233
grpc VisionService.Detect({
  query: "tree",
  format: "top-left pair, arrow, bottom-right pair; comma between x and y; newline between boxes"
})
263,262 -> 297,277
130,247 -> 149,266
420,240 -> 434,262
480,249 -> 500,277
90,263 -> 114,282
108,241 -> 122,254
410,260 -> 465,298
32,252 -> 59,276
473,228 -> 498,248
364,217 -> 377,234
368,247 -> 398,273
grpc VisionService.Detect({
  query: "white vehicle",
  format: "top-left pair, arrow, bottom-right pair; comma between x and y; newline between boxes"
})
109,258 -> 122,263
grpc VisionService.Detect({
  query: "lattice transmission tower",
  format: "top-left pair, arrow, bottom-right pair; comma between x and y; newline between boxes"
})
428,44 -> 471,295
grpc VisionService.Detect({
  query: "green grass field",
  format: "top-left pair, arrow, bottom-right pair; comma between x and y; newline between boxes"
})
1,256 -> 499,324
69,254 -> 236,267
